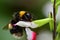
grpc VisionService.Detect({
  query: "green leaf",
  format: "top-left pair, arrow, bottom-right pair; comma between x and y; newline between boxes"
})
51,0 -> 54,3
51,0 -> 60,6
56,1 -> 60,13
33,18 -> 53,28
49,12 -> 54,31
51,0 -> 60,13
56,1 -> 60,7
56,22 -> 60,33
55,33 -> 60,40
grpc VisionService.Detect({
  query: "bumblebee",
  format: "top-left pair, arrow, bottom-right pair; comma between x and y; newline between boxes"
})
3,11 -> 52,40
3,11 -> 32,39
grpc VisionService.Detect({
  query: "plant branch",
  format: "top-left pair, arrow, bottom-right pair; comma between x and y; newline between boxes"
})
53,0 -> 56,40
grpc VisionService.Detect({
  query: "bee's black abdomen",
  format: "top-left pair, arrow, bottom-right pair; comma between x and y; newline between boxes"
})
10,25 -> 24,36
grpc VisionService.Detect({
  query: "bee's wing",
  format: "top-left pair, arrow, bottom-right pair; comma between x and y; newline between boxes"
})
2,13 -> 15,30
3,24 -> 9,30
3,20 -> 12,30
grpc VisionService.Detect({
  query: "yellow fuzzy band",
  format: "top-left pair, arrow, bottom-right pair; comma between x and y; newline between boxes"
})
19,11 -> 26,17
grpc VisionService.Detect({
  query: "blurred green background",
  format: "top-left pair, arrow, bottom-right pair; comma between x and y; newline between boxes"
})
0,0 -> 50,40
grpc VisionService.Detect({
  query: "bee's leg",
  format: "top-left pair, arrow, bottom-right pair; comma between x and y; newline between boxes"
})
9,29 -> 23,39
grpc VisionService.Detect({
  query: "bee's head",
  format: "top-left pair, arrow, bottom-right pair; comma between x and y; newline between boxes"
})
13,11 -> 32,22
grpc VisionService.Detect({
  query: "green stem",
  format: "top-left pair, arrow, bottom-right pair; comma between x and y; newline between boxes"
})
53,0 -> 56,40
